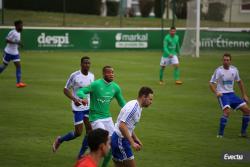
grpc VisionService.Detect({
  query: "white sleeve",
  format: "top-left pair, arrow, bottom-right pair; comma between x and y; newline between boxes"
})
210,69 -> 220,83
65,74 -> 74,89
235,68 -> 241,82
120,105 -> 136,124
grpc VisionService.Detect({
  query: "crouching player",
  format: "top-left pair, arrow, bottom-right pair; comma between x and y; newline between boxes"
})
111,87 -> 154,167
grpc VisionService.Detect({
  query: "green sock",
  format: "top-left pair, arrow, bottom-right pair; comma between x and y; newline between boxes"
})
101,150 -> 112,167
174,67 -> 180,80
160,68 -> 164,81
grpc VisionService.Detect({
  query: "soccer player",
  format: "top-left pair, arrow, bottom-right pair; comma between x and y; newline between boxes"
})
209,53 -> 250,138
77,65 -> 126,167
111,86 -> 153,167
52,56 -> 94,155
159,26 -> 182,85
0,20 -> 26,88
74,128 -> 110,167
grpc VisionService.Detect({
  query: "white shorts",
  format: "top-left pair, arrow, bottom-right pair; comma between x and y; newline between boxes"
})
160,55 -> 179,66
91,117 -> 115,137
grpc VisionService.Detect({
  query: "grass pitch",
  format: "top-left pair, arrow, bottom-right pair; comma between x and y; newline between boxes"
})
0,51 -> 250,167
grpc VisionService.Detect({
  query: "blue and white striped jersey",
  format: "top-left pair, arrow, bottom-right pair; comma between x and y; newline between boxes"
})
114,100 -> 142,138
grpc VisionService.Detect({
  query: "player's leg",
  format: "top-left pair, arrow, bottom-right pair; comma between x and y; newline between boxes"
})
101,118 -> 115,167
0,52 -> 10,73
159,57 -> 168,84
78,112 -> 92,159
113,161 -> 125,167
218,107 -> 230,137
13,57 -> 26,87
172,56 -> 182,84
111,132 -> 134,167
52,111 -> 84,152
239,104 -> 250,137
217,94 -> 231,137
123,159 -> 136,167
77,119 -> 105,158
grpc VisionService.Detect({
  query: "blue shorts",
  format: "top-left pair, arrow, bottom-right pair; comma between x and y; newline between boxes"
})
218,92 -> 246,110
73,110 -> 89,125
111,132 -> 134,162
3,52 -> 20,64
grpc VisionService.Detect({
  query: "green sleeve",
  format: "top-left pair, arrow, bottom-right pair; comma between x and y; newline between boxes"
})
115,86 -> 126,107
76,85 -> 92,99
163,36 -> 170,55
176,36 -> 180,55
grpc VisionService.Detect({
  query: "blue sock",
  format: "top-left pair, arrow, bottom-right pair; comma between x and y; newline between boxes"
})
59,131 -> 76,143
241,115 -> 250,135
78,135 -> 88,159
16,67 -> 21,83
218,116 -> 228,136
0,64 -> 7,73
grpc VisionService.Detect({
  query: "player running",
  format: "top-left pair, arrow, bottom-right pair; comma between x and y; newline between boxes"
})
77,65 -> 126,167
0,20 -> 26,88
52,56 -> 94,154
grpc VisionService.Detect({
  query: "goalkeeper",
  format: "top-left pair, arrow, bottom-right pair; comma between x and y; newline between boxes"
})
159,26 -> 182,85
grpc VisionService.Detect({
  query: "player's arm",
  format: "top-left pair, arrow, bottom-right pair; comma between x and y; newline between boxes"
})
237,80 -> 249,103
115,86 -> 126,107
176,36 -> 180,56
209,82 -> 222,97
132,131 -> 143,147
6,33 -> 22,46
119,122 -> 141,151
63,88 -> 82,106
209,71 -> 222,97
76,85 -> 92,105
163,36 -> 170,56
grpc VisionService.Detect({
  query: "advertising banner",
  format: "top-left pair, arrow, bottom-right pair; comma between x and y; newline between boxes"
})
0,27 -> 249,51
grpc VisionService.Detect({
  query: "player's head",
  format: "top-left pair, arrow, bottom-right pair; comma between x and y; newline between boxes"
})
169,26 -> 176,36
222,53 -> 231,69
14,20 -> 23,32
80,56 -> 91,73
138,86 -> 154,108
87,128 -> 110,156
103,66 -> 114,83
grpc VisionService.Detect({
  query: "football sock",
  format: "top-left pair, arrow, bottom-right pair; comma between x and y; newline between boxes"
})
59,131 -> 76,143
78,135 -> 88,159
241,115 -> 250,135
174,67 -> 180,81
218,115 -> 228,136
101,150 -> 112,167
0,64 -> 7,73
160,68 -> 164,81
16,67 -> 21,83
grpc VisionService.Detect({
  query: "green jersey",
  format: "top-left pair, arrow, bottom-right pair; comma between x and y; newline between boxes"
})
77,79 -> 126,122
162,34 -> 180,58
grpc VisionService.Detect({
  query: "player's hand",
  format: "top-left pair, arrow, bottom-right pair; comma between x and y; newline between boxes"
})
73,98 -> 82,106
243,95 -> 249,104
134,138 -> 143,147
132,142 -> 141,151
216,92 -> 222,97
81,99 -> 88,106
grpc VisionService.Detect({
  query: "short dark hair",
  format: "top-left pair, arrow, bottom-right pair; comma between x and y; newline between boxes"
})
88,128 -> 109,152
102,65 -> 112,73
14,20 -> 23,26
223,53 -> 231,60
81,56 -> 90,63
138,86 -> 153,98
170,26 -> 176,30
